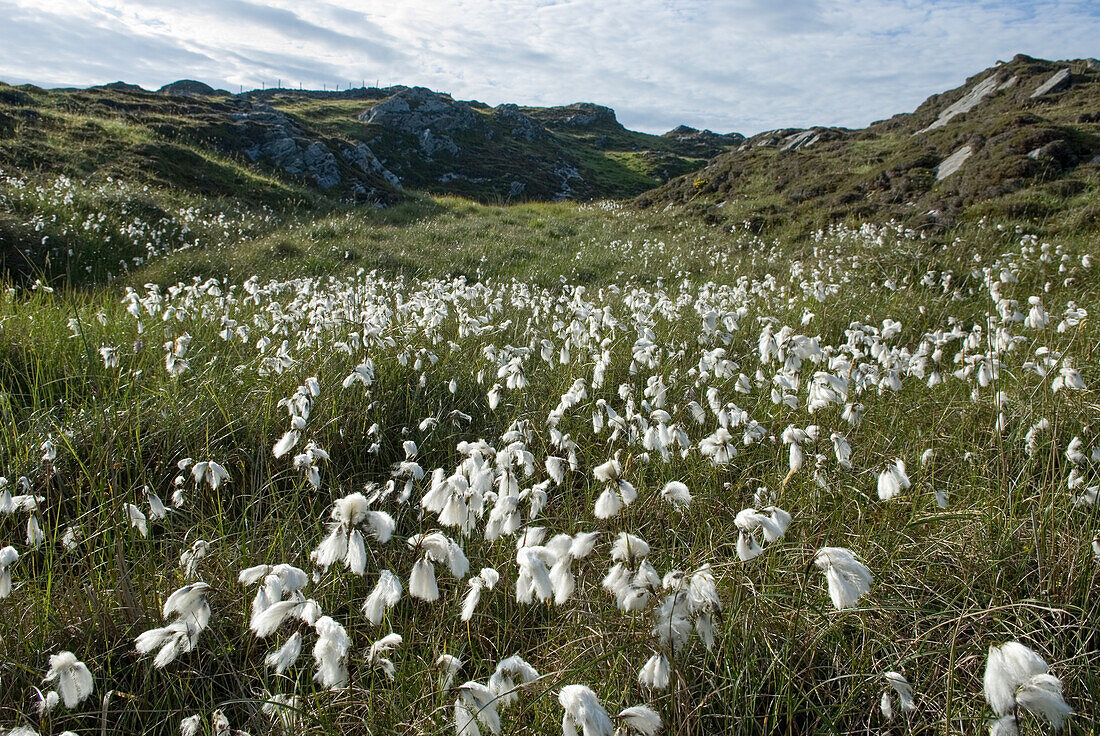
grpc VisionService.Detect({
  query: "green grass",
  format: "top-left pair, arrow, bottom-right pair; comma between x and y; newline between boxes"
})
0,169 -> 1097,736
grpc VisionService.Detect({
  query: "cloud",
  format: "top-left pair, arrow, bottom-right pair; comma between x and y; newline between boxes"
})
1,0 -> 1098,133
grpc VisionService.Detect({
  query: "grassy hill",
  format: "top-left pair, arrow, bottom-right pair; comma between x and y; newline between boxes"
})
0,81 -> 740,208
639,55 -> 1100,237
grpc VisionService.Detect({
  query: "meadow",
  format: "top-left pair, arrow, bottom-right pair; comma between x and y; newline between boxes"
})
0,170 -> 1096,735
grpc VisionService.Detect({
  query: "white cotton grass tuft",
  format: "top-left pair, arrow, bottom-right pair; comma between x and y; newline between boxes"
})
312,615 -> 351,689
363,569 -> 403,625
813,547 -> 872,610
616,704 -> 663,736
637,653 -> 670,691
877,459 -> 911,501
367,632 -> 403,680
559,684 -> 614,736
43,651 -> 94,708
0,545 -> 18,598
179,714 -> 202,736
311,491 -> 395,575
660,481 -> 692,509
592,454 -> 636,519
264,630 -> 303,674
135,582 -> 212,668
126,503 -> 148,537
984,641 -> 1073,731
880,671 -> 916,719
734,506 -> 791,561
461,567 -> 500,621
454,680 -> 501,736
436,653 -> 463,689
488,654 -> 539,708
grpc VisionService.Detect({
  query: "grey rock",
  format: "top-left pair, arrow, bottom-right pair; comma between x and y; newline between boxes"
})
493,104 -> 543,142
557,103 -> 617,127
508,181 -> 526,198
920,74 -> 1001,132
437,172 -> 489,184
552,165 -> 582,201
360,87 -> 479,134
342,143 -> 401,188
303,141 -> 340,189
230,102 -> 344,189
419,129 -> 459,157
781,129 -> 821,151
1086,59 -> 1100,71
935,145 -> 973,180
997,75 -> 1019,91
1030,68 -> 1071,98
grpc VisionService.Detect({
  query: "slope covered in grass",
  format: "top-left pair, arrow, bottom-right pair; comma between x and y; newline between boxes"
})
640,55 -> 1100,238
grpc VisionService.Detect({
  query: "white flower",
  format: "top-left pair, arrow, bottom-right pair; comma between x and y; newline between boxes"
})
813,547 -> 872,610
660,481 -> 692,508
454,681 -> 501,736
616,704 -> 662,736
489,654 -> 539,708
43,651 -> 94,708
436,653 -> 463,689
264,631 -> 303,674
363,569 -> 403,625
637,653 -> 670,690
881,671 -> 916,718
179,714 -> 202,736
559,684 -> 614,736
126,503 -> 148,537
877,459 -> 910,501
0,545 -> 18,597
312,615 -> 351,689
984,641 -> 1072,729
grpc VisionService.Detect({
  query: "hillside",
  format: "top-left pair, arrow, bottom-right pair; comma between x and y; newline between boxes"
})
0,81 -> 740,205
639,55 -> 1100,236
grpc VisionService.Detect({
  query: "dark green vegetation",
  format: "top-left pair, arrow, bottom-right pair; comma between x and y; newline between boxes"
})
640,55 -> 1100,237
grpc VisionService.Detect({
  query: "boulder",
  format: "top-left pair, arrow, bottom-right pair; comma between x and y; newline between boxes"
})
781,129 -> 821,151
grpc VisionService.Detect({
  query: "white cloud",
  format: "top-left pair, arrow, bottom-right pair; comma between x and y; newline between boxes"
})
1,0 -> 1098,133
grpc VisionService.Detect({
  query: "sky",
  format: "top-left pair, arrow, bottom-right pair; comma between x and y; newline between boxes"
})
1,0 -> 1098,135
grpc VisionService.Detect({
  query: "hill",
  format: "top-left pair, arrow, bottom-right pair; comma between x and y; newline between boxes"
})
0,80 -> 741,205
638,55 -> 1100,236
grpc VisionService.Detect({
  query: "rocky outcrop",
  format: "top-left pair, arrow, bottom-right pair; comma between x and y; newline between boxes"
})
359,87 -> 480,134
341,143 -> 401,188
1031,68 -> 1071,98
230,102 -> 375,191
493,104 -> 544,142
158,80 -> 218,97
919,73 -> 1002,132
934,145 -> 974,180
